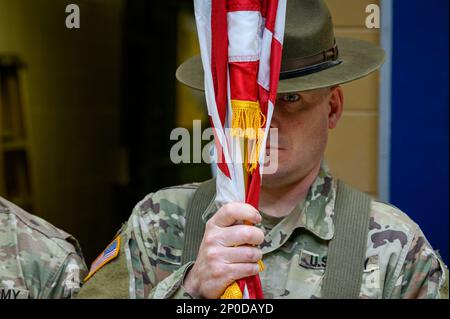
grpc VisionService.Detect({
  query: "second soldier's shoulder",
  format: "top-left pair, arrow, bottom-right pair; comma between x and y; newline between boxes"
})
0,196 -> 82,257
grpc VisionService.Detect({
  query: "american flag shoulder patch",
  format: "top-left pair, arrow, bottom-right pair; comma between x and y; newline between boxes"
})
84,236 -> 121,282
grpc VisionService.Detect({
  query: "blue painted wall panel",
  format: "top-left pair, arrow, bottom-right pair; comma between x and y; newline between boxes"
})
391,0 -> 448,263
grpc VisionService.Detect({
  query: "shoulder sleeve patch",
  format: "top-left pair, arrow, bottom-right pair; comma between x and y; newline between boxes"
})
84,236 -> 121,282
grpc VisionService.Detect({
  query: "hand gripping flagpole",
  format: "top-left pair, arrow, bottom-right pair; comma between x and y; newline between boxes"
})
194,0 -> 286,299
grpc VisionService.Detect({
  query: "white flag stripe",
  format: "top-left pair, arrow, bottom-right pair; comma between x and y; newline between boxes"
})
243,284 -> 250,299
228,11 -> 261,61
259,99 -> 275,175
226,73 -> 246,200
257,28 -> 273,91
274,0 -> 287,43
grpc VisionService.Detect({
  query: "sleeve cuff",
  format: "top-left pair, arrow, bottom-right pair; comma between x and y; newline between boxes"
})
149,261 -> 196,299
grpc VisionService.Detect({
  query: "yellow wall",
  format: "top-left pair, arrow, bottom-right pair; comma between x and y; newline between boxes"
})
0,0 -> 124,261
325,0 -> 381,197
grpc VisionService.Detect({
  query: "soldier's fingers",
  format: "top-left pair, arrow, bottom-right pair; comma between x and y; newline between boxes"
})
222,246 -> 263,264
219,225 -> 265,247
211,202 -> 261,228
227,263 -> 260,282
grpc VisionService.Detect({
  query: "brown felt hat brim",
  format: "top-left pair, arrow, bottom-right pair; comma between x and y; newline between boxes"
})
176,37 -> 385,93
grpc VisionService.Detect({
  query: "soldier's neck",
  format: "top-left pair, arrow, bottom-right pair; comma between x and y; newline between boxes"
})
259,162 -> 321,218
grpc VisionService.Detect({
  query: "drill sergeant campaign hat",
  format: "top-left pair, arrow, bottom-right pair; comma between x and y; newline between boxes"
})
176,0 -> 385,93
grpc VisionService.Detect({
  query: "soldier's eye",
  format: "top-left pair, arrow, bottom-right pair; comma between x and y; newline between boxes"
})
281,93 -> 300,102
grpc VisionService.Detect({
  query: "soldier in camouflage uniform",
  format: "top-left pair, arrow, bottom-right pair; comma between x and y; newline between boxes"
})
78,161 -> 447,299
77,0 -> 447,299
0,196 -> 87,299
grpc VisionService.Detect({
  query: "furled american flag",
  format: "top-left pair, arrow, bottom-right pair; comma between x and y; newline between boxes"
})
194,0 -> 286,299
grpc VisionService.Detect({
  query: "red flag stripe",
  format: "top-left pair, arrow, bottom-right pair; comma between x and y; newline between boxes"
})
229,61 -> 260,101
212,0 -> 228,127
269,38 -> 283,102
227,0 -> 260,12
263,0 -> 279,33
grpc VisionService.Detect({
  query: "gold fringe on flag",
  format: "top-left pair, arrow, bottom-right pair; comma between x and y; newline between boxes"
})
231,99 -> 266,173
220,282 -> 243,299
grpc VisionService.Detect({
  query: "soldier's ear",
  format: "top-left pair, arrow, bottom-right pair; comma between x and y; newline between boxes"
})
328,86 -> 343,129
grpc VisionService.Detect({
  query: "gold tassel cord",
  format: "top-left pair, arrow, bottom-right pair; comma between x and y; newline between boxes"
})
220,282 -> 243,299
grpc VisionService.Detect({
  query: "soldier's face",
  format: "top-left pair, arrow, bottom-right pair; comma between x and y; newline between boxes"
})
262,86 -> 343,187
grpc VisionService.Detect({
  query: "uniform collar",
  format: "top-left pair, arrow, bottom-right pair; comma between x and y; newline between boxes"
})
296,160 -> 336,240
258,161 -> 336,254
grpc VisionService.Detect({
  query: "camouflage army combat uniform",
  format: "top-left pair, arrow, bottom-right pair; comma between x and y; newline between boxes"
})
78,162 -> 447,299
0,196 -> 88,299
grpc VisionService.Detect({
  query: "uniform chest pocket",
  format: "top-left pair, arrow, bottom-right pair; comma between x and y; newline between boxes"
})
284,251 -> 326,299
360,255 -> 382,299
